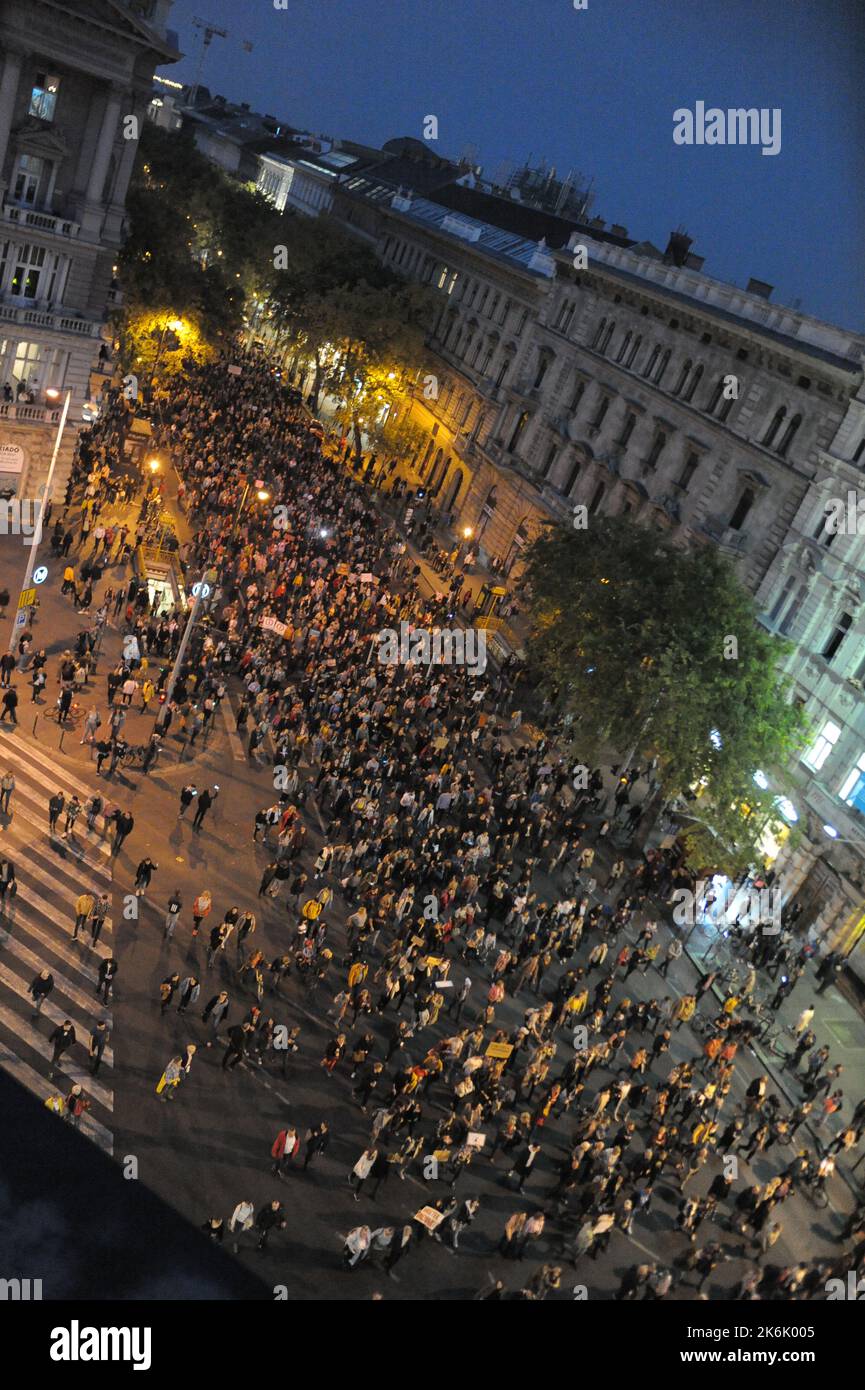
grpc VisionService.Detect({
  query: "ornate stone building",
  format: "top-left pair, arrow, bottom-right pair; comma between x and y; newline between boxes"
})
0,0 -> 178,497
330,173 -> 865,972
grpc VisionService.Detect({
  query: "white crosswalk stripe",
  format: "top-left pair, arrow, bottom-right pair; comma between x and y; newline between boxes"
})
0,728 -> 115,1153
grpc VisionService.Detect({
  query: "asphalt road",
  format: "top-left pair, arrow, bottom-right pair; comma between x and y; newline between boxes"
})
0,505 -> 858,1303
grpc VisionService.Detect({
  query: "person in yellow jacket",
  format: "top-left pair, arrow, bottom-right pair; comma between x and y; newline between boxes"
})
61,564 -> 76,596
73,891 -> 94,940
140,677 -> 155,712
673,994 -> 696,1028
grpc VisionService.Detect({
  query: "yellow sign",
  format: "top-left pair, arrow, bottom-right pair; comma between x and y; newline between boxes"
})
18,588 -> 36,609
485,1042 -> 513,1060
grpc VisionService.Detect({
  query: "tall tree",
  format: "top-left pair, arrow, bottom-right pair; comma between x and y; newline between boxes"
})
525,516 -> 809,873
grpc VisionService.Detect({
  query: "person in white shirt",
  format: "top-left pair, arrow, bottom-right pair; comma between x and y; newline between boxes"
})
229,1199 -> 255,1253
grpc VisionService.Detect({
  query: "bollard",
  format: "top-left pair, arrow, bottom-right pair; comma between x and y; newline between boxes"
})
32,715 -> 38,737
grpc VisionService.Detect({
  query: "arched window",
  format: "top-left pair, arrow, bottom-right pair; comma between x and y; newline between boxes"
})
655,349 -> 671,385
592,317 -> 607,348
564,458 -> 581,496
729,486 -> 755,531
762,406 -> 786,447
776,413 -> 802,458
616,331 -> 632,363
600,320 -> 616,354
683,363 -> 703,400
626,334 -> 642,367
588,480 -> 605,515
707,378 -> 725,414
508,410 -> 530,453
673,359 -> 692,395
643,345 -> 660,379
533,352 -> 553,389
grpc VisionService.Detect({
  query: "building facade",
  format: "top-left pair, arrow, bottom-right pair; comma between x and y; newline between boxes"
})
329,176 -> 865,968
0,0 -> 178,498
252,129 -> 865,970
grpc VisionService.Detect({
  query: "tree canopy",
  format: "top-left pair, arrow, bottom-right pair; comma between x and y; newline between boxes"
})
525,516 -> 810,873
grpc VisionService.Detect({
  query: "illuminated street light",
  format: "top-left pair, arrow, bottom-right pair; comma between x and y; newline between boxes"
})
147,457 -> 161,473
256,488 -> 270,502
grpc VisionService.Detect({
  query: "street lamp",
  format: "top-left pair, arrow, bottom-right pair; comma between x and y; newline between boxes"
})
156,566 -> 218,731
231,478 -> 268,537
7,387 -> 71,653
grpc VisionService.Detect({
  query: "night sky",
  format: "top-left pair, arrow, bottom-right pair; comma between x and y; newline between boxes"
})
159,0 -> 865,331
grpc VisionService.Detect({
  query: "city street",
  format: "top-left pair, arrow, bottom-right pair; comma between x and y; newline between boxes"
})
0,425 -> 861,1303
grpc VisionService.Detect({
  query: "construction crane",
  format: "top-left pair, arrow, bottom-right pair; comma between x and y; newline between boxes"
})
188,17 -> 253,110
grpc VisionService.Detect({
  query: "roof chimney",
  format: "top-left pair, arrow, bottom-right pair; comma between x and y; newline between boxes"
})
746,277 -> 773,300
610,224 -> 628,237
664,229 -> 693,266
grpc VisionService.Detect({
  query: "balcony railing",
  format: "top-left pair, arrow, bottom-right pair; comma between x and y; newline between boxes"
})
696,514 -> 750,554
0,401 -> 63,424
1,201 -> 80,238
0,300 -> 103,337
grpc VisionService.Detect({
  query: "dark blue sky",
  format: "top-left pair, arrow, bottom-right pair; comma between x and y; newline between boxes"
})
161,0 -> 865,331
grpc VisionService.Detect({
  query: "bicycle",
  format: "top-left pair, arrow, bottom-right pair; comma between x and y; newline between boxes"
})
45,700 -> 82,726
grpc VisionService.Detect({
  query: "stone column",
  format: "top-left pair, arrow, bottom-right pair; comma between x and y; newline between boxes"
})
85,86 -> 124,205
0,48 -> 24,196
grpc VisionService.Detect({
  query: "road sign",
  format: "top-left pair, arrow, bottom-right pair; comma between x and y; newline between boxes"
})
33,566 -> 48,585
191,582 -> 211,599
18,588 -> 36,609
14,612 -> 26,627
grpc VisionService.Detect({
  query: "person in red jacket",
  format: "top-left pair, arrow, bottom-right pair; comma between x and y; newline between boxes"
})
271,1125 -> 301,1177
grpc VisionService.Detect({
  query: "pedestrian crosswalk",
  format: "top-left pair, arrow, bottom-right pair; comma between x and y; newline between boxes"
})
0,729 -> 114,1153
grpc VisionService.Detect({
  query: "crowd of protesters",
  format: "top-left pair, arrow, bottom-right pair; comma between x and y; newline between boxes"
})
53,347 -> 865,1298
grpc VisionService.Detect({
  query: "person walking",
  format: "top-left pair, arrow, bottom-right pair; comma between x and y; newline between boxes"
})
159,973 -> 180,1015
28,969 -> 54,1017
303,1121 -> 329,1171
156,1055 -> 183,1102
0,855 -> 15,911
222,1021 -> 252,1071
349,1146 -> 378,1201
229,1200 -> 255,1254
48,1020 -> 76,1077
192,890 -> 211,937
271,1126 -> 301,1178
0,769 -> 15,815
177,975 -> 200,1015
178,784 -> 197,819
112,809 -> 134,854
134,857 -> 157,897
255,1199 -> 285,1251
72,890 -> 94,941
90,893 -> 110,948
48,791 -> 65,834
202,990 -> 230,1046
96,954 -> 117,1003
1,685 -> 19,724
192,787 -> 214,832
164,889 -> 182,939
89,1020 -> 110,1076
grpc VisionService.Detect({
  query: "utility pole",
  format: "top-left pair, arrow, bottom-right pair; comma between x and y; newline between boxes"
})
7,388 -> 70,653
156,566 -> 217,730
